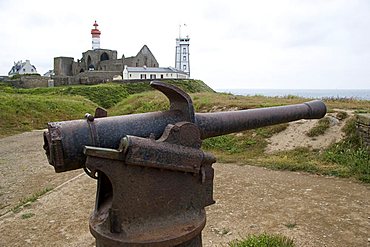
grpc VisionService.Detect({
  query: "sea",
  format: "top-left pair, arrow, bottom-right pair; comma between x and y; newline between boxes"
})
215,89 -> 370,100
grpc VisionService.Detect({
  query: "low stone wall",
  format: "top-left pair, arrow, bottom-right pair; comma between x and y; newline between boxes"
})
53,71 -> 121,86
356,114 -> 370,149
7,76 -> 49,88
52,76 -> 75,86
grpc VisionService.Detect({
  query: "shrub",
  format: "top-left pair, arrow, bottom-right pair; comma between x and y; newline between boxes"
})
306,117 -> 331,137
229,233 -> 295,247
336,111 -> 348,120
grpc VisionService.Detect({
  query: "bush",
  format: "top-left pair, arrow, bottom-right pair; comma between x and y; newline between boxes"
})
336,111 -> 348,120
306,117 -> 331,137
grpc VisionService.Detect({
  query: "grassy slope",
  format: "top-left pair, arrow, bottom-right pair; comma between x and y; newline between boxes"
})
0,80 -> 213,137
0,93 -> 97,137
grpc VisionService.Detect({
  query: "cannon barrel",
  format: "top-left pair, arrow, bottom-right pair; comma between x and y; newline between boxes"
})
196,100 -> 326,139
43,82 -> 326,173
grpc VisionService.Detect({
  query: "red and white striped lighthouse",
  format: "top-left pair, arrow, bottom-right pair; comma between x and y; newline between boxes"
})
91,21 -> 101,50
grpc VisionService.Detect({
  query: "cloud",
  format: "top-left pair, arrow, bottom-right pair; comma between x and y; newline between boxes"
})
0,0 -> 369,89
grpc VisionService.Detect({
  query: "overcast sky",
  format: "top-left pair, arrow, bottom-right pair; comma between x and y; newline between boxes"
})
0,0 -> 369,89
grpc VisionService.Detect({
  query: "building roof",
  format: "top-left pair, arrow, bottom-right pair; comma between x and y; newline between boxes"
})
8,60 -> 37,75
125,66 -> 187,74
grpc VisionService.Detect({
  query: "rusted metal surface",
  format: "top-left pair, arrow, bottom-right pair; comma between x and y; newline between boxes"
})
195,100 -> 327,139
42,81 -> 327,246
85,122 -> 215,246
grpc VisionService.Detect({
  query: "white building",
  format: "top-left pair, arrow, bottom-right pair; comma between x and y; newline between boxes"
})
8,60 -> 38,77
43,70 -> 54,77
122,66 -> 189,80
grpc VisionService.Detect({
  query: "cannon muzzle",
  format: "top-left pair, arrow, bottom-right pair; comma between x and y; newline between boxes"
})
43,81 -> 326,173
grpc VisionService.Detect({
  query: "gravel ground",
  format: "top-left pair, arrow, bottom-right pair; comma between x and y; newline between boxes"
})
0,131 -> 369,247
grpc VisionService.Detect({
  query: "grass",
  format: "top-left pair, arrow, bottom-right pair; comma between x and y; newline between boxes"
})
109,91 -> 169,115
12,187 -> 53,213
21,212 -> 35,219
0,79 -> 213,109
306,117 -> 331,137
0,93 -> 97,137
284,222 -> 297,229
229,233 -> 295,247
336,111 -> 348,120
201,124 -> 289,164
324,118 -> 370,182
0,79 -> 211,137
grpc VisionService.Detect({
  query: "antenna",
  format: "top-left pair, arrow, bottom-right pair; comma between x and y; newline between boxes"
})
179,24 -> 187,39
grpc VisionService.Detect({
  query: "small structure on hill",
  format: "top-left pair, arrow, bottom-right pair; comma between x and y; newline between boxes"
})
123,66 -> 189,80
8,60 -> 38,77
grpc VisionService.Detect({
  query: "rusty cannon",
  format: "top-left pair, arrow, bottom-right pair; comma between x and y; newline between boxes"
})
43,81 -> 326,247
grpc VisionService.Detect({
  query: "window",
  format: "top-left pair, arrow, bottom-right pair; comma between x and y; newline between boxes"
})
100,52 -> 109,61
160,74 -> 164,79
150,74 -> 156,79
183,56 -> 186,61
31,69 -> 34,72
183,47 -> 186,53
23,68 -> 26,72
129,74 -> 132,77
140,74 -> 147,79
183,65 -> 187,71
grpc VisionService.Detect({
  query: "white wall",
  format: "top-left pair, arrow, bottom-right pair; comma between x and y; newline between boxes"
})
17,60 -> 38,75
123,68 -> 189,80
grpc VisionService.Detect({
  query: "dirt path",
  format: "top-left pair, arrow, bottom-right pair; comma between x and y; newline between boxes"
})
0,131 -> 369,247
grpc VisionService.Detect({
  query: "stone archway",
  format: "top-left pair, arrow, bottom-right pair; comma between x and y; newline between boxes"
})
87,55 -> 92,66
100,52 -> 109,61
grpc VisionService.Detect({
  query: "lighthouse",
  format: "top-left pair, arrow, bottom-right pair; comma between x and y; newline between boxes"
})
175,25 -> 190,76
91,21 -> 101,50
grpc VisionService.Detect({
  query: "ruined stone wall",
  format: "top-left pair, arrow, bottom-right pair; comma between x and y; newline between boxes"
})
123,45 -> 159,67
52,76 -> 76,86
52,46 -> 159,85
54,57 -> 74,76
81,49 -> 118,70
9,76 -> 49,88
356,114 -> 370,149
100,59 -> 123,71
